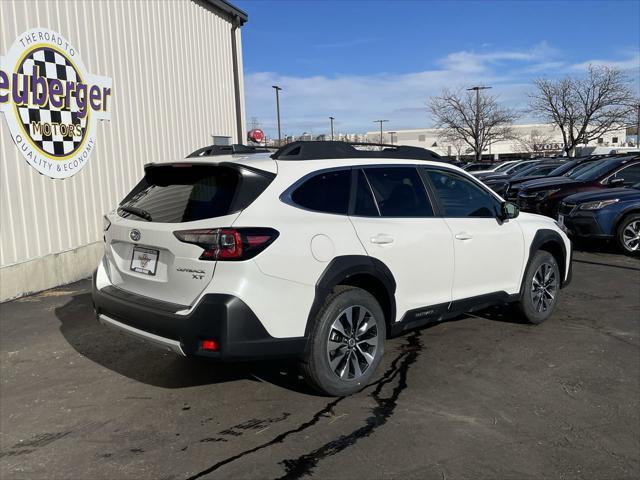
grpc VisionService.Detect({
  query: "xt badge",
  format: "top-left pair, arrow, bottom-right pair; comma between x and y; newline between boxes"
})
176,267 -> 205,280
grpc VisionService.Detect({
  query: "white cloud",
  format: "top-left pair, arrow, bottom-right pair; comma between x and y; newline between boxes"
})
570,53 -> 640,72
244,45 -> 638,137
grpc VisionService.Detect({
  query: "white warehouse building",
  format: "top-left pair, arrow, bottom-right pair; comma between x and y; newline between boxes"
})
366,123 -> 629,159
0,0 -> 248,301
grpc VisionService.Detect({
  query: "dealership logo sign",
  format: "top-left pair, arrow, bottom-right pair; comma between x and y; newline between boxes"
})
0,28 -> 112,179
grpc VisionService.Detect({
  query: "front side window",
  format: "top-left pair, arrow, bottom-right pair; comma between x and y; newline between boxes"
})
363,167 -> 433,217
425,169 -> 501,218
609,163 -> 640,185
290,169 -> 350,214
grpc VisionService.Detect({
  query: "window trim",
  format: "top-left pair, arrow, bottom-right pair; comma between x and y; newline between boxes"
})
280,163 -> 507,219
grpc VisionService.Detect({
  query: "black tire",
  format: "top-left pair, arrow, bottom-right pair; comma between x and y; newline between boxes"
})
301,286 -> 386,396
517,250 -> 561,324
615,213 -> 640,255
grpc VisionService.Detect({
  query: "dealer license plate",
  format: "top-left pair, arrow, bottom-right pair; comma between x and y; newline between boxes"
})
130,246 -> 159,276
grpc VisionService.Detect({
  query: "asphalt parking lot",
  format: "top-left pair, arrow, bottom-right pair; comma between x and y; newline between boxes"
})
1,250 -> 639,480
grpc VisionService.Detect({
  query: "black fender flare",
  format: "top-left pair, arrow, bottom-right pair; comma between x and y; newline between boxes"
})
304,255 -> 396,337
522,229 -> 571,292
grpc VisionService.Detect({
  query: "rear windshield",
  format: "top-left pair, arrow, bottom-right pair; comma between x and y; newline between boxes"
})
118,164 -> 274,223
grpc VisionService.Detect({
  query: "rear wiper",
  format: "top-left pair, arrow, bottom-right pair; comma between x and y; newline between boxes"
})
119,205 -> 152,222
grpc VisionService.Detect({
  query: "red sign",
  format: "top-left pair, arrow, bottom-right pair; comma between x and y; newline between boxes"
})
248,129 -> 265,143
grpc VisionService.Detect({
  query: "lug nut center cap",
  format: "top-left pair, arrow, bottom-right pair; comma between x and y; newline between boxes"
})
348,338 -> 356,348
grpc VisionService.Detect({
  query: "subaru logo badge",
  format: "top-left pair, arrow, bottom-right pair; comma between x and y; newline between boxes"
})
130,229 -> 141,242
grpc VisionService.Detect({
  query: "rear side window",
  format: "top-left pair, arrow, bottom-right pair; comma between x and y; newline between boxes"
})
290,169 -> 350,214
363,167 -> 433,217
118,165 -> 273,223
425,169 -> 501,218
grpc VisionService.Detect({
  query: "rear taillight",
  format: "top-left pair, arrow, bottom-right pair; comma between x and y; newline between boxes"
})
173,228 -> 279,261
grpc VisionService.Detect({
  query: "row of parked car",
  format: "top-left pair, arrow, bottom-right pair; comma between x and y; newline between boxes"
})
461,155 -> 640,255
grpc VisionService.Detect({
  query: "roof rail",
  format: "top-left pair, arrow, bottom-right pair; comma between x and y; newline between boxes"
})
271,141 -> 442,161
187,144 -> 272,158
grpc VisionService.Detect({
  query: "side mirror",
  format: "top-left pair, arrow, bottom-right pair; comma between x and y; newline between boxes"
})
501,201 -> 519,220
609,178 -> 624,187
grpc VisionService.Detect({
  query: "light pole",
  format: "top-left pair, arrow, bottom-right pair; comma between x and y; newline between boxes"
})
374,119 -> 388,145
389,131 -> 397,145
272,85 -> 282,146
329,116 -> 335,141
467,85 -> 491,161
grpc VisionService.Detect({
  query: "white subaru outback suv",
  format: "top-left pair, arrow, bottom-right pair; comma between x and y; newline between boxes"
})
93,141 -> 572,396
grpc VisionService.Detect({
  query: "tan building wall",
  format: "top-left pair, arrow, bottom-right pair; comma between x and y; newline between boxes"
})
0,0 -> 247,301
366,124 -> 629,158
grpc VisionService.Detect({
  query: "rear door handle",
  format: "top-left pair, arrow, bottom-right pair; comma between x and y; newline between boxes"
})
370,234 -> 394,245
455,232 -> 473,241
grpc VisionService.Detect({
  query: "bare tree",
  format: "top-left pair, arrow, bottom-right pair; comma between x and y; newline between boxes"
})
529,65 -> 636,157
512,128 -> 556,153
428,88 -> 517,162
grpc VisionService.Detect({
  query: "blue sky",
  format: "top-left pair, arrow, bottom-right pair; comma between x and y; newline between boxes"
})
235,0 -> 640,137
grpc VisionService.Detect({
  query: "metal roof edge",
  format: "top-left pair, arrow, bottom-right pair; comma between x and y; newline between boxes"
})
202,0 -> 248,25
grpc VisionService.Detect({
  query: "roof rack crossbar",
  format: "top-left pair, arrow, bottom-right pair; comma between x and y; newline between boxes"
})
270,141 -> 442,161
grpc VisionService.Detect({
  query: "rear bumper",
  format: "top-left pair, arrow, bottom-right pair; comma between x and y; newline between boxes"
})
91,271 -> 306,360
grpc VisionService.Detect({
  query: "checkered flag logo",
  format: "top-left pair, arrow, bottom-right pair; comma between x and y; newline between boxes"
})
16,47 -> 87,157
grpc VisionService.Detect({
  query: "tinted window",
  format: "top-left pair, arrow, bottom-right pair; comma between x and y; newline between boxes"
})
291,169 -> 350,214
118,165 -> 271,223
426,169 -> 501,218
354,170 -> 379,216
610,163 -> 640,185
364,167 -> 433,217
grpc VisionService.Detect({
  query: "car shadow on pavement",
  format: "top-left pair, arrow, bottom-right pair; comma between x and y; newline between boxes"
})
54,291 -> 316,395
460,304 -> 530,325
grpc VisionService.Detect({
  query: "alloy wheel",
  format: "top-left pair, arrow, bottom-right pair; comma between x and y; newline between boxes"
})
623,220 -> 640,252
531,262 -> 558,313
326,305 -> 379,380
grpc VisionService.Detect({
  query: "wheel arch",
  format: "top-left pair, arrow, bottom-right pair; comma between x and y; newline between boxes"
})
304,255 -> 396,338
614,209 -> 640,253
613,208 -> 640,233
525,229 -> 570,290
